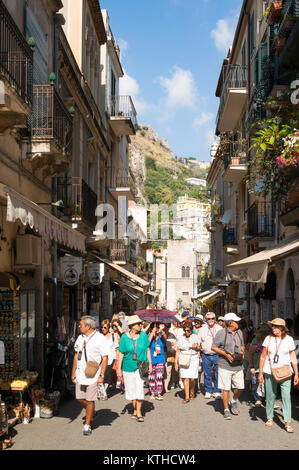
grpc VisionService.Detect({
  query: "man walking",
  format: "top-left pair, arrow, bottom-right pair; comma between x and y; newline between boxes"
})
72,316 -> 108,436
197,312 -> 222,399
211,313 -> 245,420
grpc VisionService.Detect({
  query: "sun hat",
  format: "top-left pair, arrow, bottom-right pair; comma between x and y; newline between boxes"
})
268,318 -> 287,328
224,312 -> 241,322
218,316 -> 225,321
194,314 -> 204,321
127,315 -> 142,327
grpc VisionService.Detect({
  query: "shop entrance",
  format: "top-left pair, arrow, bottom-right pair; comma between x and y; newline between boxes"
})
19,291 -> 36,372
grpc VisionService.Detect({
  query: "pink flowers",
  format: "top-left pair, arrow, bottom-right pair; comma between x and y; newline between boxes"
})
276,153 -> 299,169
276,130 -> 299,175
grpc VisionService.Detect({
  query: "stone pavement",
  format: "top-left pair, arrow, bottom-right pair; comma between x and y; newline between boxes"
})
5,385 -> 299,451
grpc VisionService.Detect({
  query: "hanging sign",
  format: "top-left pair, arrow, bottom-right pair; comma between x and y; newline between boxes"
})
86,263 -> 104,286
61,257 -> 82,286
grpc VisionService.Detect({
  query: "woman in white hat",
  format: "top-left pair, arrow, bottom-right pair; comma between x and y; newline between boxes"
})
117,315 -> 152,422
258,318 -> 299,433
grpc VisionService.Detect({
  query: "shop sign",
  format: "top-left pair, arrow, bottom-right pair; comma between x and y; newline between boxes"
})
61,257 -> 82,286
86,263 -> 104,286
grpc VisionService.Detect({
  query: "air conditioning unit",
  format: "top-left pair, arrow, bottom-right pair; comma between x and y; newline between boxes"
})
15,235 -> 41,267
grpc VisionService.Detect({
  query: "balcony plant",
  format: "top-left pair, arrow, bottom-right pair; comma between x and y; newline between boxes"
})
264,1 -> 283,25
246,90 -> 299,201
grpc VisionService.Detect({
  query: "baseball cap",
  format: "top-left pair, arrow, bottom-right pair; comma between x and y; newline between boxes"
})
224,313 -> 241,322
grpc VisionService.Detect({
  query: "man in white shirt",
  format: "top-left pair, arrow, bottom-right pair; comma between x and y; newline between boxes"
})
72,316 -> 108,436
198,312 -> 223,399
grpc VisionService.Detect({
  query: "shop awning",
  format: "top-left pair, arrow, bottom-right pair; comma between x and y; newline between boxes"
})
200,289 -> 224,306
93,256 -> 149,290
192,288 -> 219,301
3,186 -> 86,254
227,236 -> 299,283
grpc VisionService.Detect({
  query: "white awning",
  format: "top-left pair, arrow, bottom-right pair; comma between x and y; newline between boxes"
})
95,256 -> 149,290
200,289 -> 223,306
227,236 -> 299,283
4,186 -> 86,254
192,288 -> 216,300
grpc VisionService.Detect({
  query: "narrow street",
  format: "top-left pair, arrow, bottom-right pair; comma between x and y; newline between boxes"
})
6,385 -> 299,451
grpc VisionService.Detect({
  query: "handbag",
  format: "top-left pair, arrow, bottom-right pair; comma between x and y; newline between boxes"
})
179,354 -> 191,368
83,338 -> 99,378
132,335 -> 149,380
267,336 -> 293,383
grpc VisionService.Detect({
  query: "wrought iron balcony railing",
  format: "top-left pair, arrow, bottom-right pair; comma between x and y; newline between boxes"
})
216,65 -> 247,125
57,176 -> 97,229
247,201 -> 275,239
30,85 -> 73,154
107,95 -> 137,128
0,0 -> 33,106
223,226 -> 238,246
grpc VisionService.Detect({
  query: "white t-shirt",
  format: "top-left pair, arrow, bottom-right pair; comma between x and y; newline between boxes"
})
262,334 -> 296,375
74,331 -> 109,385
101,333 -> 119,365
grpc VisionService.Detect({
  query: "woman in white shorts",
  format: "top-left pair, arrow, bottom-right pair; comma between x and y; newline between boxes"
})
175,321 -> 200,403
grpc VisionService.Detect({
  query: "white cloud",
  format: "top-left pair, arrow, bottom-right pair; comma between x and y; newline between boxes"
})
211,18 -> 235,53
117,38 -> 128,61
119,70 -> 153,115
157,66 -> 198,110
193,111 -> 214,130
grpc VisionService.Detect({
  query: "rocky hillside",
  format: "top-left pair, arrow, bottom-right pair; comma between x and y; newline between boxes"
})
129,124 -> 209,204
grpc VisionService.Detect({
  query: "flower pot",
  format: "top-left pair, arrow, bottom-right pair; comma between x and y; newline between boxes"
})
231,157 -> 240,165
266,1 -> 283,25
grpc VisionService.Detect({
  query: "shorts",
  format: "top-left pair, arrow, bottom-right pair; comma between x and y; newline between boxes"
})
218,367 -> 244,391
122,369 -> 144,401
75,382 -> 98,402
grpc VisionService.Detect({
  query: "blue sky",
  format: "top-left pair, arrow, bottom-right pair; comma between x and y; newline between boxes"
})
100,0 -> 243,161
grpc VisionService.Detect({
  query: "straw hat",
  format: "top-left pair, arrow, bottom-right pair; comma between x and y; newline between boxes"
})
268,318 -> 287,328
127,315 -> 142,327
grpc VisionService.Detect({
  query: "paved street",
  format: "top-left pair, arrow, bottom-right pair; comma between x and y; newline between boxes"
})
6,384 -> 299,451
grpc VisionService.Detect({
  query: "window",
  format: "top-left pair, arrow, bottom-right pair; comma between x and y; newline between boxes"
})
250,11 -> 255,55
181,266 -> 190,278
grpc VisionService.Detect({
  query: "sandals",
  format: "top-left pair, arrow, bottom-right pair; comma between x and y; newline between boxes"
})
265,419 -> 273,427
137,416 -> 144,422
130,414 -> 137,420
183,399 -> 190,404
285,424 -> 294,433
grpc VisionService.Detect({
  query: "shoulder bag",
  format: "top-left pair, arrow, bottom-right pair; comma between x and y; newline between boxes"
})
178,335 -> 192,368
266,336 -> 293,383
83,333 -> 100,378
132,335 -> 149,380
223,329 -> 243,365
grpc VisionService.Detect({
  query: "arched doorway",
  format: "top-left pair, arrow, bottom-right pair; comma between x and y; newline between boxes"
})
285,269 -> 295,321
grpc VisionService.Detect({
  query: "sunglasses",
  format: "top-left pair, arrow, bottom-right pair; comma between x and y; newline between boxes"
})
184,329 -> 192,332
206,317 -> 215,320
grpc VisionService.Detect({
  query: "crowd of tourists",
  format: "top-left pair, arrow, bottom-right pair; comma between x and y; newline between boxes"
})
72,310 -> 299,436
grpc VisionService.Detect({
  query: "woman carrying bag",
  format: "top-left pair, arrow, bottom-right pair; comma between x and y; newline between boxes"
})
148,323 -> 167,400
175,320 -> 200,403
258,318 -> 299,433
117,315 -> 152,422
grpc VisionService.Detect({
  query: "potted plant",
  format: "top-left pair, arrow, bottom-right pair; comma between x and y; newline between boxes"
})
265,1 -> 283,25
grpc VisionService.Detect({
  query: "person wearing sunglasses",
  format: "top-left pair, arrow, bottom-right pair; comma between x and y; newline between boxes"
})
117,315 -> 152,422
175,321 -> 200,403
197,312 -> 223,399
99,319 -> 119,400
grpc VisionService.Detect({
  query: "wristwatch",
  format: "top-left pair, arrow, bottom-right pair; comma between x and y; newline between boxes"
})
99,374 -> 104,378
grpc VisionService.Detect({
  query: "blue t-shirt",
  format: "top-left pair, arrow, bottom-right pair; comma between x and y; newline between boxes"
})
149,333 -> 166,365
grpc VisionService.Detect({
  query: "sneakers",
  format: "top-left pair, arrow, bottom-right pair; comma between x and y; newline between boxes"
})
205,392 -> 211,399
214,393 -> 222,400
230,400 -> 240,415
223,409 -> 232,420
255,400 -> 262,407
83,425 -> 92,436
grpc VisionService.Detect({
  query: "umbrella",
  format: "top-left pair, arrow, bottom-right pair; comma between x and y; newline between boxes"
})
134,309 -> 178,324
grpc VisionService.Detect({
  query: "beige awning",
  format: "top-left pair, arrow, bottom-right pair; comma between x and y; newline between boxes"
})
227,237 -> 299,283
3,185 -> 86,254
200,289 -> 224,306
192,288 -> 218,301
97,257 -> 149,290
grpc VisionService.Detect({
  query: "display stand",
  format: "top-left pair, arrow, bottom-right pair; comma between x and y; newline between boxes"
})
0,291 -> 20,389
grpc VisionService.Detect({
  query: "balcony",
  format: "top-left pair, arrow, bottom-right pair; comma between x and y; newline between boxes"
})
223,145 -> 248,183
223,226 -> 239,254
109,240 -> 130,265
280,178 -> 299,227
109,169 -> 134,199
277,0 -> 299,68
24,85 -> 73,178
107,95 -> 137,136
57,176 -> 97,231
216,65 -> 248,133
247,202 -> 275,241
0,0 -> 33,132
